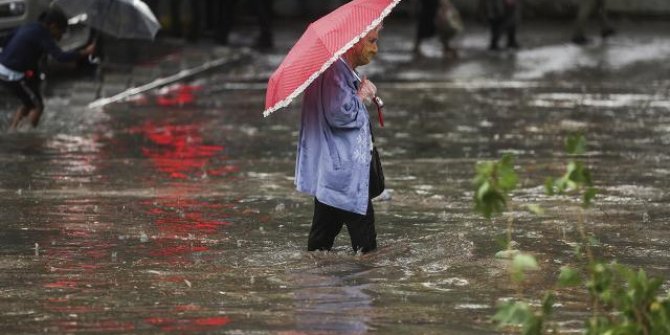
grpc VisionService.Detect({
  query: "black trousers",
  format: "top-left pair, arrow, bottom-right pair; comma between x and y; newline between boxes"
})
308,198 -> 377,254
416,0 -> 440,41
489,14 -> 518,49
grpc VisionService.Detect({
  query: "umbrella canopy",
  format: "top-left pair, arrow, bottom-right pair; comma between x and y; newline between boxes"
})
53,0 -> 160,40
263,0 -> 402,117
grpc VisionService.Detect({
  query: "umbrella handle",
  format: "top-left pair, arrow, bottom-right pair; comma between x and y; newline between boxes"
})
373,95 -> 384,127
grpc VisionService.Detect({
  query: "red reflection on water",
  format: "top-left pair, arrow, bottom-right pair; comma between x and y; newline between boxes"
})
130,122 -> 238,180
143,198 -> 231,234
132,120 -> 237,262
194,316 -> 232,326
46,238 -> 116,262
156,84 -> 202,106
35,117 -> 238,333
139,198 -> 232,238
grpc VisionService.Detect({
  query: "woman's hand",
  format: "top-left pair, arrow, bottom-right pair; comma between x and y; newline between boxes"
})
357,76 -> 377,104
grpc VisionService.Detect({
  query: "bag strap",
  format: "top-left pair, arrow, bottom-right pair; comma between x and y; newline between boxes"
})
369,122 -> 376,144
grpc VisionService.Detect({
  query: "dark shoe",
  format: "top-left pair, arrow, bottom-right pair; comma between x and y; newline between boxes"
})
507,41 -> 520,49
489,43 -> 500,51
601,28 -> 616,39
571,35 -> 590,45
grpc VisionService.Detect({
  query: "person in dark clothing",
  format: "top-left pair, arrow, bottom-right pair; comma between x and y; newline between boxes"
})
216,0 -> 274,50
0,8 -> 95,130
297,27 -> 383,254
480,0 -> 521,51
571,0 -> 615,45
414,0 -> 440,56
414,0 -> 463,59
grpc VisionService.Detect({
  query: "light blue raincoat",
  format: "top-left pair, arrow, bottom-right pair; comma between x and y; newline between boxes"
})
295,59 -> 372,215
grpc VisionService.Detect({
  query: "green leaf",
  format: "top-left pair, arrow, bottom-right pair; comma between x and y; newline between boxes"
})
472,154 -> 518,219
555,175 -> 573,193
475,160 -> 494,178
476,181 -> 491,201
565,134 -> 587,155
513,254 -> 539,271
558,266 -> 582,287
541,292 -> 556,316
544,177 -> 555,195
493,300 -> 533,326
582,187 -> 597,208
522,316 -> 543,335
511,253 -> 539,282
498,154 -> 518,192
474,189 -> 506,219
499,171 -> 518,192
495,233 -> 510,250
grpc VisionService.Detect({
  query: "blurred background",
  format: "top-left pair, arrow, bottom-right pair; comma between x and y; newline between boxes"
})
145,0 -> 670,42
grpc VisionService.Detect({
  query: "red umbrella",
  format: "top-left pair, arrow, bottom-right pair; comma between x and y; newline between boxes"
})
263,0 -> 402,117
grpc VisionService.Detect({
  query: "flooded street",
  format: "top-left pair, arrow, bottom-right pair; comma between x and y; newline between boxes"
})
1,20 -> 670,334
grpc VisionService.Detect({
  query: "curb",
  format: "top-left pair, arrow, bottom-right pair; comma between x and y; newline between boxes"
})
88,47 -> 250,109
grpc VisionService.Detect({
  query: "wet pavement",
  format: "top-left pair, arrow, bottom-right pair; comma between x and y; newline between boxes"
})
1,18 -> 670,334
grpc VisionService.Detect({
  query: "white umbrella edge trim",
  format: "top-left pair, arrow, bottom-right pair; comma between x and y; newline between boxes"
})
262,0 -> 403,117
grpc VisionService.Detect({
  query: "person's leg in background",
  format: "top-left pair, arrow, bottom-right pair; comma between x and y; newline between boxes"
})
8,75 -> 43,130
24,76 -> 44,128
505,24 -> 518,48
489,17 -> 503,50
503,5 -> 520,49
252,0 -> 274,49
596,0 -> 615,38
216,0 -> 237,45
413,0 -> 439,56
438,30 -> 458,59
185,0 -> 203,42
572,0 -> 596,44
169,0 -> 182,37
9,106 -> 30,130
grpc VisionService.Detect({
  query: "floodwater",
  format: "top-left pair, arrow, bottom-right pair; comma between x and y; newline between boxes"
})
1,20 -> 670,334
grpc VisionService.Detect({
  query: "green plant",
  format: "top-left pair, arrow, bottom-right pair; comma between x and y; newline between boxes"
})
473,135 -> 670,335
493,293 -> 556,335
473,153 -> 518,219
544,134 -> 597,208
473,154 -> 550,332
